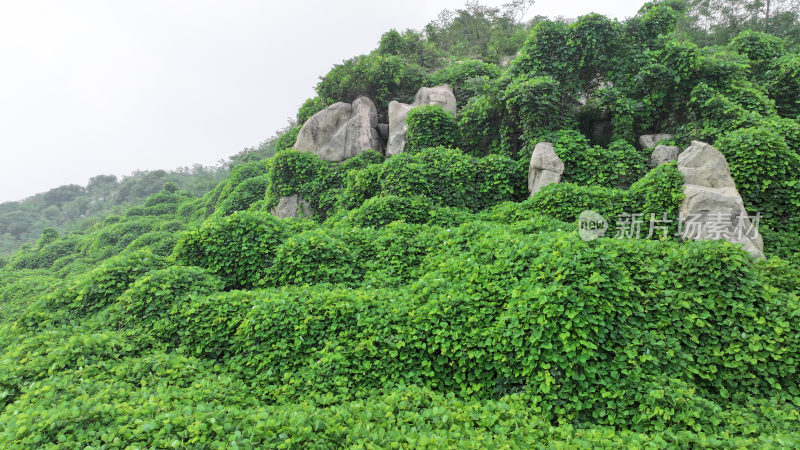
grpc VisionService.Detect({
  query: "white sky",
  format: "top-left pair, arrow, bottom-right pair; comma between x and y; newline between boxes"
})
0,0 -> 645,203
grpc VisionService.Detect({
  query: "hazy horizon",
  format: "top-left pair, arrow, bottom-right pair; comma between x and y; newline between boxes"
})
0,0 -> 644,203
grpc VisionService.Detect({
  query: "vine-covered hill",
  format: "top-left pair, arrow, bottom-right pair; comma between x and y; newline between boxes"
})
1,1 -> 800,447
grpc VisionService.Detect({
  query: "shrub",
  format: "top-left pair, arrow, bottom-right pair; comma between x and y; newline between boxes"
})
274,126 -> 300,152
115,266 -> 224,340
10,235 -> 83,270
756,257 -> 800,294
427,60 -> 502,105
86,218 -> 160,260
206,159 -> 269,215
362,222 -> 443,287
769,117 -> 800,151
722,80 -> 777,117
504,75 -> 562,136
216,175 -> 269,216
20,249 -> 169,322
697,47 -> 751,90
405,105 -> 458,153
765,54 -> 800,118
457,94 -> 507,157
729,30 -> 786,77
349,195 -> 433,228
335,147 -> 523,213
0,274 -> 61,325
336,163 -> 383,211
297,96 -> 333,124
159,220 -> 184,233
265,150 -> 335,215
124,231 -> 179,257
315,54 -> 426,113
714,126 -> 800,231
626,161 -> 686,238
527,182 -> 627,225
172,210 -> 287,289
264,229 -> 361,286
473,154 -> 528,209
535,130 -> 647,188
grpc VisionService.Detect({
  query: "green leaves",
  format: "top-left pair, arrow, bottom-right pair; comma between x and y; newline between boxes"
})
715,126 -> 800,232
337,147 -> 525,214
503,75 -> 562,135
3,7 -> 800,447
172,210 -> 287,289
405,105 -> 459,153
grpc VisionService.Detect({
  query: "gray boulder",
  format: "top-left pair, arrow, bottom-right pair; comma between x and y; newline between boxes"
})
386,101 -> 412,157
677,141 -> 764,258
528,142 -> 564,196
271,194 -> 311,219
639,133 -> 674,150
413,85 -> 457,114
386,84 -> 457,156
678,141 -> 736,188
650,145 -> 680,167
293,96 -> 381,162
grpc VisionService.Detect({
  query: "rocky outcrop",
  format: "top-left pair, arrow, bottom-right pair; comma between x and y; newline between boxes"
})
293,96 -> 381,162
413,85 -> 457,113
677,141 -> 764,258
271,194 -> 311,219
639,133 -> 674,150
386,85 -> 457,156
528,142 -> 564,197
386,101 -> 413,157
650,145 -> 680,167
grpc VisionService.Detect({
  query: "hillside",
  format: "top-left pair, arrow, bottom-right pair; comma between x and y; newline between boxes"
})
2,1 -> 800,447
0,136 -> 282,260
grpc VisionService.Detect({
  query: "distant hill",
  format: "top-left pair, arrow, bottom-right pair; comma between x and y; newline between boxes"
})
0,133 -> 279,258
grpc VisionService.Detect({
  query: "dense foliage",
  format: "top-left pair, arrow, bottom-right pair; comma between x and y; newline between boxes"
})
2,1 -> 800,446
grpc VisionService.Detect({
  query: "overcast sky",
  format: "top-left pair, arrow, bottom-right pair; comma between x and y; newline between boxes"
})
0,0 -> 644,203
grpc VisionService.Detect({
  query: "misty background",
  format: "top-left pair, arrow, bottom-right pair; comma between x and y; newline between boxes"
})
0,0 -> 643,203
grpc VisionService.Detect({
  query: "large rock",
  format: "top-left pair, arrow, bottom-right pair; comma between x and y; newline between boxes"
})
639,133 -> 674,150
271,194 -> 311,219
528,142 -> 564,196
677,141 -> 764,258
650,145 -> 680,167
413,85 -> 457,114
293,96 -> 381,162
386,84 -> 457,156
386,101 -> 412,157
678,141 -> 736,189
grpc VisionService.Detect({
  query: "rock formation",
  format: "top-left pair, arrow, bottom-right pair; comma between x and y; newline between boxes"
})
528,142 -> 564,197
677,141 -> 764,258
386,102 -> 413,157
386,85 -> 457,156
293,96 -> 381,162
271,194 -> 311,219
413,85 -> 457,113
650,145 -> 680,167
639,133 -> 674,150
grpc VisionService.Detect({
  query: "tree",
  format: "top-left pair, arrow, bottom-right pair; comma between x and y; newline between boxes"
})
685,0 -> 800,43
